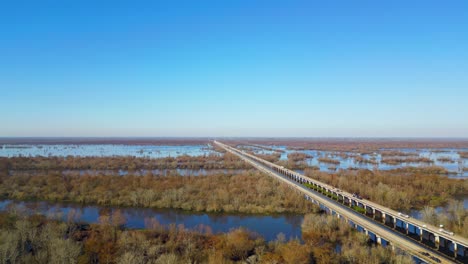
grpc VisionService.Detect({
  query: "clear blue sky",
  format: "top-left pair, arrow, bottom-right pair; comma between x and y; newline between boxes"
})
1,0 -> 467,137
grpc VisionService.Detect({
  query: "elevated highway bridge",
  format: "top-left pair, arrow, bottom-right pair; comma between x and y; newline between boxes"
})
214,141 -> 468,264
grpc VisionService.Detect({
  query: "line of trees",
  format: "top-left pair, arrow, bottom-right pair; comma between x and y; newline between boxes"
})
0,209 -> 412,264
390,166 -> 450,174
0,170 -> 315,214
380,157 -> 433,165
380,151 -> 419,157
0,153 -> 251,172
226,139 -> 468,152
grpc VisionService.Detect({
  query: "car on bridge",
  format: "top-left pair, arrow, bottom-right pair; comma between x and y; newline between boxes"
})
398,212 -> 410,218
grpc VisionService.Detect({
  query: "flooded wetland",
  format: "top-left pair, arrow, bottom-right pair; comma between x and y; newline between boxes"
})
0,138 -> 467,262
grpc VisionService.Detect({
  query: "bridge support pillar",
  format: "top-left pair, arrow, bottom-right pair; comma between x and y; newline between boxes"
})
393,217 -> 396,229
405,222 -> 409,235
381,213 -> 386,224
435,234 -> 440,250
454,242 -> 458,258
376,235 -> 382,245
419,228 -> 423,241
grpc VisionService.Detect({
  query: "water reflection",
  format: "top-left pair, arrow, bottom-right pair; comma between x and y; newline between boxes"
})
0,200 -> 303,241
407,198 -> 468,219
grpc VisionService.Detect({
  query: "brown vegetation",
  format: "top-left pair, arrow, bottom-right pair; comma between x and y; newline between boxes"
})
0,209 -> 411,264
420,200 -> 468,238
212,143 -> 227,153
287,152 -> 311,162
254,152 -> 281,163
304,169 -> 468,210
380,151 -> 419,157
459,152 -> 468,159
225,139 -> 468,152
381,157 -> 433,165
389,166 -> 450,175
301,214 -> 413,264
436,156 -> 455,163
0,171 -> 315,214
0,153 -> 250,171
317,157 -> 340,165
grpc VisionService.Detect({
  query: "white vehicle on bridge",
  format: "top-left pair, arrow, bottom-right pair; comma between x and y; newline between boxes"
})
398,212 -> 410,218
439,228 -> 455,236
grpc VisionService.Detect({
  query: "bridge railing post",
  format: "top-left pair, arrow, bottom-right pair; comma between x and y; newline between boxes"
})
453,242 -> 458,258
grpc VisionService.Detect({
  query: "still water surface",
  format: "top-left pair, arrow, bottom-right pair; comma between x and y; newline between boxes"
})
0,200 -> 303,241
0,144 -> 218,158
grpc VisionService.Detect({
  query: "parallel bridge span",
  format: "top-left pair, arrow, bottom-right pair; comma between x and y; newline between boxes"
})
214,141 -> 468,264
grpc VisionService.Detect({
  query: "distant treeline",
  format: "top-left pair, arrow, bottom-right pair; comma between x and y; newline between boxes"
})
225,139 -> 468,152
0,138 -> 211,145
0,153 -> 250,171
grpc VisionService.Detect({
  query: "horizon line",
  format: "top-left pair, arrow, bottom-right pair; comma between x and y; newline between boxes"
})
1,136 -> 468,139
